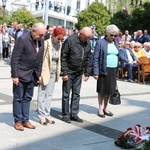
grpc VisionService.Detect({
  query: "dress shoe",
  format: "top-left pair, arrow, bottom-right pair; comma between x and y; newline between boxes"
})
70,115 -> 83,123
98,112 -> 105,118
39,119 -> 47,125
128,79 -> 134,83
62,117 -> 71,123
103,110 -> 114,116
46,118 -> 55,124
22,121 -> 36,129
14,122 -> 24,131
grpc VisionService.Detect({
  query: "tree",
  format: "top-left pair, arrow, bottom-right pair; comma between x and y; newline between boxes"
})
11,7 -> 38,28
142,2 -> 150,31
130,7 -> 144,32
75,2 -> 111,35
130,2 -> 150,32
0,7 -> 11,25
111,2 -> 150,33
110,11 -> 132,33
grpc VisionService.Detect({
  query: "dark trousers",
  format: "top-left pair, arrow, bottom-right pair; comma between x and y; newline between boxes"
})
13,81 -> 34,123
62,74 -> 82,117
124,63 -> 138,79
3,47 -> 9,58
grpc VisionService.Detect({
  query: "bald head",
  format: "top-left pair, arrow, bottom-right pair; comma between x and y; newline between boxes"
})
79,27 -> 92,43
80,27 -> 92,37
32,23 -> 46,34
32,22 -> 46,40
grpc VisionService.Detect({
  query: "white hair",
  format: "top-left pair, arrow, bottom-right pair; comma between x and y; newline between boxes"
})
106,24 -> 120,34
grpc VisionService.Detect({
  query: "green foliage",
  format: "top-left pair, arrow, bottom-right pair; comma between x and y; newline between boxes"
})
130,2 -> 150,32
140,2 -> 150,31
0,6 -> 43,28
130,7 -> 144,32
75,2 -> 111,35
11,7 -> 37,28
110,11 -> 132,33
111,2 -> 150,33
138,141 -> 150,150
0,7 -> 11,25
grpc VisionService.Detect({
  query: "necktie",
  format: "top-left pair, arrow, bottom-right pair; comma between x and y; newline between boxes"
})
34,40 -> 37,52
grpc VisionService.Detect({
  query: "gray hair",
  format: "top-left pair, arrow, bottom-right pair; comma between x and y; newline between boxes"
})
32,23 -> 38,31
32,23 -> 46,32
106,24 -> 120,34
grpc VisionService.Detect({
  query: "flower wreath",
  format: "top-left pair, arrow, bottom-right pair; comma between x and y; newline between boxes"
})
114,124 -> 150,149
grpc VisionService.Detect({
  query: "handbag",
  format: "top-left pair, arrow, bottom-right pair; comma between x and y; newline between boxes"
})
109,85 -> 121,105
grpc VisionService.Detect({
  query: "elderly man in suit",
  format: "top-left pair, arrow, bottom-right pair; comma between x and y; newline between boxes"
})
119,41 -> 138,82
11,23 -> 46,131
14,24 -> 29,40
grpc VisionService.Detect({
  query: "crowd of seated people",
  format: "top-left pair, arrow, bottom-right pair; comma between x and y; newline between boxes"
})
118,41 -> 138,82
115,28 -> 150,83
118,42 -> 150,82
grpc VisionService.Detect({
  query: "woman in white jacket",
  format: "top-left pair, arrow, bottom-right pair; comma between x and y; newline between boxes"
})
37,27 -> 66,125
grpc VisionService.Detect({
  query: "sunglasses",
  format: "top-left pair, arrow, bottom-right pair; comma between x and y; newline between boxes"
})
110,34 -> 117,37
57,37 -> 64,41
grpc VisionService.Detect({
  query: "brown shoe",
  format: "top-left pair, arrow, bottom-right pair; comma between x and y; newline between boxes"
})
39,119 -> 47,125
46,118 -> 55,124
14,122 -> 24,131
22,121 -> 36,129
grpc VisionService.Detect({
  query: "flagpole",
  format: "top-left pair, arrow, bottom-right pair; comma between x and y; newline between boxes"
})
44,0 -> 49,26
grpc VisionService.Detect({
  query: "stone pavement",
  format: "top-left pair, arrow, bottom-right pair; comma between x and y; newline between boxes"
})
0,59 -> 150,150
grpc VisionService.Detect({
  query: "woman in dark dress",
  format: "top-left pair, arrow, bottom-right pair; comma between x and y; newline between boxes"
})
93,24 -> 120,118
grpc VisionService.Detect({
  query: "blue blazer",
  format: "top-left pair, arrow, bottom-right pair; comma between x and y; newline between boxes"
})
118,47 -> 136,68
93,37 -> 119,76
14,28 -> 29,40
11,31 -> 44,82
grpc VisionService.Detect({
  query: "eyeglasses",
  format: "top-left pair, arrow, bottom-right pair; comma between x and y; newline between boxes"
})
110,34 -> 117,37
57,37 -> 64,41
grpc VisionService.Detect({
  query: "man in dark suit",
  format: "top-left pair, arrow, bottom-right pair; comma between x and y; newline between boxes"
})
119,41 -> 138,82
11,23 -> 46,131
14,24 -> 29,40
136,30 -> 149,44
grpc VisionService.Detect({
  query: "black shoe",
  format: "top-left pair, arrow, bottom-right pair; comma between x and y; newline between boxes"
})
70,115 -> 83,123
98,112 -> 105,118
123,79 -> 128,82
128,79 -> 134,83
62,117 -> 71,123
103,110 -> 114,116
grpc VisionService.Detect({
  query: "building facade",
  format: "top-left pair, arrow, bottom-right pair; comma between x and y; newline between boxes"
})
1,0 -> 148,29
1,0 -> 107,29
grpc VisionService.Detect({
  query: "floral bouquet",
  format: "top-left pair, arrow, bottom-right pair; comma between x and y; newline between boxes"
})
114,124 -> 150,149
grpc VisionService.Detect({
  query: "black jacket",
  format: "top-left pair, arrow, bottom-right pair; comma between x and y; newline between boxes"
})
61,34 -> 91,76
11,31 -> 44,82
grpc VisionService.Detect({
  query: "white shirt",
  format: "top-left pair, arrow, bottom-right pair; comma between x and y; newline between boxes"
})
126,49 -> 133,62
